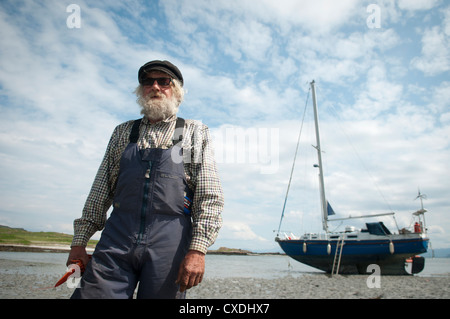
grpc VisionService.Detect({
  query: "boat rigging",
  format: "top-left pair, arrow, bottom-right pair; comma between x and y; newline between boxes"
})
275,80 -> 430,275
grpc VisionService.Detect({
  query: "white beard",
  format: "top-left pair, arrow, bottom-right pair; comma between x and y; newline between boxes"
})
137,92 -> 179,122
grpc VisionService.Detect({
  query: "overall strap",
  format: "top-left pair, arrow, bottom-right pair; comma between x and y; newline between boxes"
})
129,118 -> 184,145
129,119 -> 142,143
172,117 -> 185,145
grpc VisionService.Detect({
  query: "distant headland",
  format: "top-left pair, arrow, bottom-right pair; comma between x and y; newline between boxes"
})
207,247 -> 252,255
0,225 -> 97,252
0,225 -> 282,255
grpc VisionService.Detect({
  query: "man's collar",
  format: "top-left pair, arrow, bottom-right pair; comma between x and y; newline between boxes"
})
142,115 -> 177,125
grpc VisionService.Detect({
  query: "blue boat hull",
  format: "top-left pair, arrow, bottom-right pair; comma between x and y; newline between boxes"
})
277,237 -> 429,275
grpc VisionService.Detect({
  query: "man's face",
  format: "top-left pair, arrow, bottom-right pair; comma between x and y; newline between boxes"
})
137,70 -> 180,122
142,70 -> 174,100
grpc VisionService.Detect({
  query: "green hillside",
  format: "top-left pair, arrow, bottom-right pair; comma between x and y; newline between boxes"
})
0,225 -> 97,248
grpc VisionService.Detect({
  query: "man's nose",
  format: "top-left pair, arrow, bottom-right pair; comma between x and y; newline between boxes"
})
149,80 -> 161,90
143,81 -> 160,96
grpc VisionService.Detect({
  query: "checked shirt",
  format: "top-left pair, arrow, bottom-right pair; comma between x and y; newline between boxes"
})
72,115 -> 224,254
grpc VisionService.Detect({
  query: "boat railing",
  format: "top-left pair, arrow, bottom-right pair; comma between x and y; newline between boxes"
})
278,232 -> 300,240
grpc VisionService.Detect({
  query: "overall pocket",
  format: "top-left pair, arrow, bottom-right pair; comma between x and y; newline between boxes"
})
151,171 -> 186,216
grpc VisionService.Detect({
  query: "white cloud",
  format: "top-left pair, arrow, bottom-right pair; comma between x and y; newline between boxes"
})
256,0 -> 361,34
287,28 -> 402,85
411,6 -> 450,75
160,0 -> 363,72
398,0 -> 442,11
220,222 -> 268,242
411,26 -> 450,75
350,64 -> 404,119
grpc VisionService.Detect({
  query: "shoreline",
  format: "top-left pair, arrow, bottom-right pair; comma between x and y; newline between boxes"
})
0,244 -> 276,256
0,244 -> 95,253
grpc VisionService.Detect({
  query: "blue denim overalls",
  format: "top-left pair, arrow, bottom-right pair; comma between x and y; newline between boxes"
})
71,118 -> 193,299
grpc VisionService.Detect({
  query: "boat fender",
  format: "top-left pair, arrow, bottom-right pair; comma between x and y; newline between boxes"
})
327,243 -> 331,255
414,222 -> 421,233
303,242 -> 307,253
389,241 -> 394,254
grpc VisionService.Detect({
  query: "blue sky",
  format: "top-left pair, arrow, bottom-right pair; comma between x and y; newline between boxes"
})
0,0 -> 449,252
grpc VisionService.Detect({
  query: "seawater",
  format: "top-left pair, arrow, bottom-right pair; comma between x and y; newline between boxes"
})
1,252 -> 449,278
204,254 -> 322,278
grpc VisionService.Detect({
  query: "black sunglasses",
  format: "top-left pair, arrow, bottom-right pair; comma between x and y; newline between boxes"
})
141,77 -> 173,87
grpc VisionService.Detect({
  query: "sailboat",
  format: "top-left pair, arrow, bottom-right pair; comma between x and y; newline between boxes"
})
275,81 -> 429,275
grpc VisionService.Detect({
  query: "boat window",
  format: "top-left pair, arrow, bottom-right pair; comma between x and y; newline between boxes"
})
366,222 -> 392,235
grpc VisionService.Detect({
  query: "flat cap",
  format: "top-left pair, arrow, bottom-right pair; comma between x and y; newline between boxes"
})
138,60 -> 184,86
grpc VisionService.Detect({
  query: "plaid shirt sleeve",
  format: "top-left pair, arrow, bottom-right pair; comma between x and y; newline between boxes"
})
184,120 -> 224,254
71,118 -> 223,253
71,121 -> 133,247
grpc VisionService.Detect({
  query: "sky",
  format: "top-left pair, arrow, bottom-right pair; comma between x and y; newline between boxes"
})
0,0 -> 449,252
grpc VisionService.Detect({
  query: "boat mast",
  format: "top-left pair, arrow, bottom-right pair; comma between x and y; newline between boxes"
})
414,189 -> 428,235
311,80 -> 328,233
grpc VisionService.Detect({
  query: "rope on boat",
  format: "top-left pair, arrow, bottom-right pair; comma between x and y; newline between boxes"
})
277,85 -> 311,237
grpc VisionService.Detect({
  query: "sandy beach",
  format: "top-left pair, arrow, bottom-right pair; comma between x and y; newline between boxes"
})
1,258 -> 449,299
189,275 -> 450,299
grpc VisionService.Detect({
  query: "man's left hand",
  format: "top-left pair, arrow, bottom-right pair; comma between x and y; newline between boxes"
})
176,250 -> 205,292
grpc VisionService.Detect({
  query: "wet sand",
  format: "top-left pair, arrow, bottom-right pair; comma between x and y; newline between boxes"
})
1,259 -> 449,299
188,275 -> 450,299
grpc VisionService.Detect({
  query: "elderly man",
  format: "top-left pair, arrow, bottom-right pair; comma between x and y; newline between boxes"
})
68,60 -> 224,299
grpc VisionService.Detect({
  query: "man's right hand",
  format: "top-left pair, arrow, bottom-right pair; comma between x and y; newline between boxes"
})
66,246 -> 90,268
